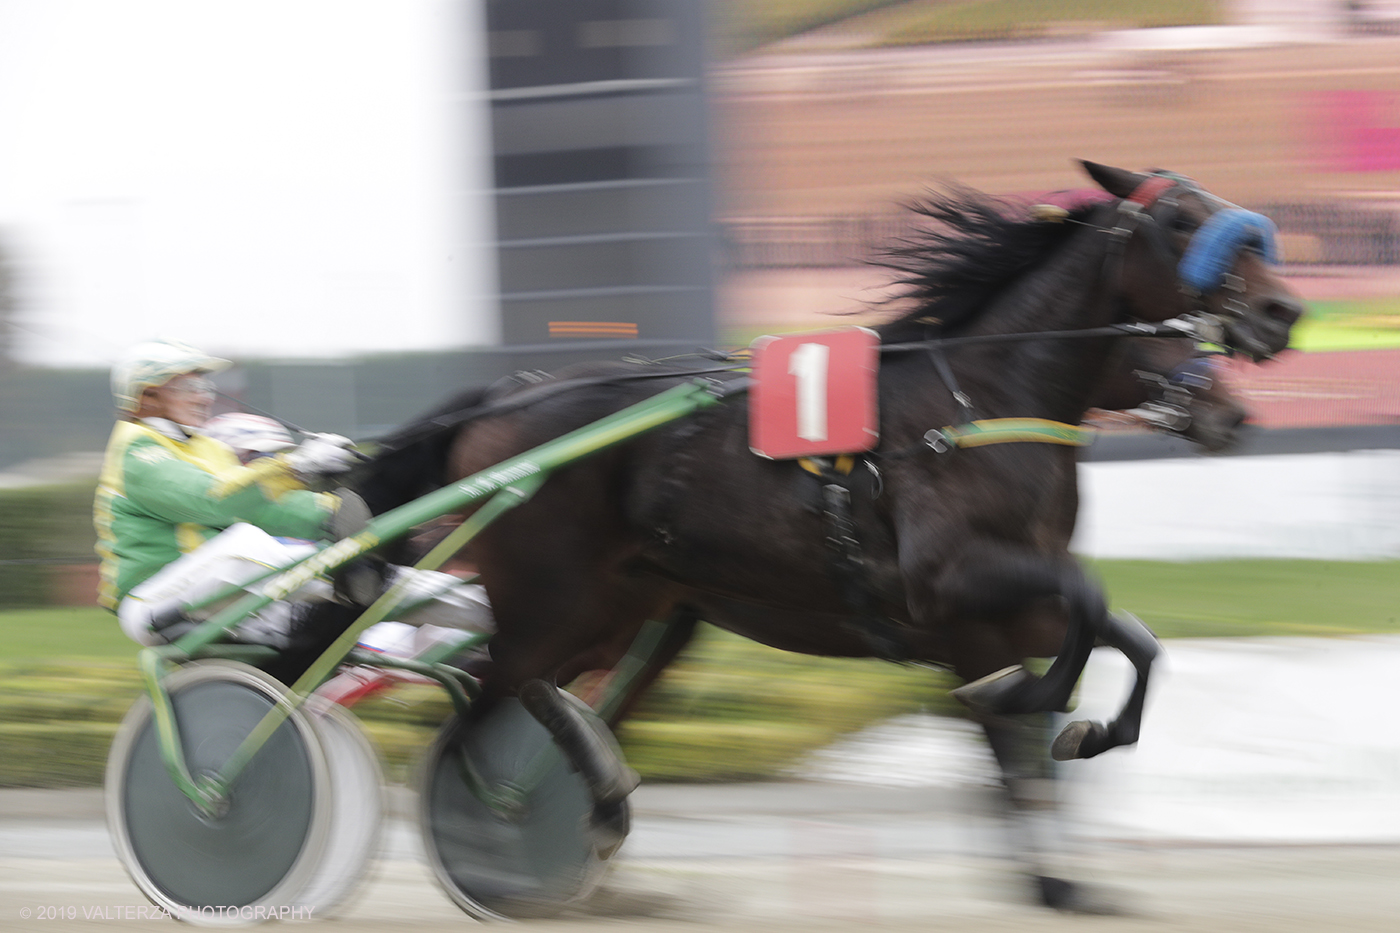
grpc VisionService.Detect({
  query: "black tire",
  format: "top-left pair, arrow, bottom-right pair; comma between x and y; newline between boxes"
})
297,700 -> 385,917
105,661 -> 332,925
418,694 -> 629,920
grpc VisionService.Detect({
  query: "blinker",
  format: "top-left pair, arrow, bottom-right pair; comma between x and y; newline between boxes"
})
1167,357 -> 1217,391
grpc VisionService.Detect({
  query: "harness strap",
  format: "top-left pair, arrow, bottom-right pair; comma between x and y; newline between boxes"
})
374,362 -> 747,453
926,337 -> 978,424
1102,173 -> 1187,298
878,317 -> 1203,353
880,417 -> 1094,460
647,404 -> 722,547
812,462 -> 909,661
936,418 -> 1094,450
1126,175 -> 1178,208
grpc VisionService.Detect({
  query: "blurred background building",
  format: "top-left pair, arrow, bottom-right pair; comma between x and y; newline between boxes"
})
485,0 -> 716,352
2,0 -> 1400,558
0,0 -> 720,462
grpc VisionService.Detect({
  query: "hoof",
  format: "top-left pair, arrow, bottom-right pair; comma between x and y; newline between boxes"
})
1050,719 -> 1109,760
950,665 -> 1033,716
1035,876 -> 1132,915
591,798 -> 630,860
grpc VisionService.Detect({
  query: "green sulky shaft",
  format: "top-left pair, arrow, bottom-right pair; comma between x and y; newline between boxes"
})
200,378 -> 729,798
258,378 -> 729,605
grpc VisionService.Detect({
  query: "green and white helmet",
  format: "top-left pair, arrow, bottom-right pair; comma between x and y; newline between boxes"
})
111,339 -> 231,413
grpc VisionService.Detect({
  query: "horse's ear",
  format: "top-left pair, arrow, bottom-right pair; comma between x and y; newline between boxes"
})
1078,160 -> 1150,200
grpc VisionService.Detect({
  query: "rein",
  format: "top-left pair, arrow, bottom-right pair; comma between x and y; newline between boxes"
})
369,316 -> 1216,458
373,175 -> 1261,459
878,315 -> 1220,353
371,362 -> 746,454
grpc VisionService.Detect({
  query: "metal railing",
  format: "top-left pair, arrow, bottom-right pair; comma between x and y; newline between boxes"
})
719,201 -> 1400,269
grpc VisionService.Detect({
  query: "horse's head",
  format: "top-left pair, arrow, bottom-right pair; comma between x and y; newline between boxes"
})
1081,160 -> 1304,362
1122,344 -> 1248,453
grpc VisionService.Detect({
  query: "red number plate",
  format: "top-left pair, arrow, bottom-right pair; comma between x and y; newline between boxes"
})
749,327 -> 880,459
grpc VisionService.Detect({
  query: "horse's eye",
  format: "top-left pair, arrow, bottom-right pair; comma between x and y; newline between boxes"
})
1170,215 -> 1198,234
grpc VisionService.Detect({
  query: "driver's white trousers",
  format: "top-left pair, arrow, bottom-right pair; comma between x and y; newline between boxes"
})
117,522 -> 494,647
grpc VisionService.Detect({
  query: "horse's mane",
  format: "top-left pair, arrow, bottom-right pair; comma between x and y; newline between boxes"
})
872,186 -> 1103,341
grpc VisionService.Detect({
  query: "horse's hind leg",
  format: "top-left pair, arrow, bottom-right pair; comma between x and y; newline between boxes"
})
1050,610 -> 1159,761
595,605 -> 700,730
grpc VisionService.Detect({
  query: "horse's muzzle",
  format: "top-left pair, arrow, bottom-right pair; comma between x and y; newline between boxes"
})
1186,402 -> 1248,454
1224,294 -> 1304,362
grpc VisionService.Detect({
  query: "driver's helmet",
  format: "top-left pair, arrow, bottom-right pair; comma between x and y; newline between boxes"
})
202,412 -> 295,463
111,339 -> 230,413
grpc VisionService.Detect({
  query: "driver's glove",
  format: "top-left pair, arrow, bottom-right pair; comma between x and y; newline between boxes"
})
285,433 -> 358,477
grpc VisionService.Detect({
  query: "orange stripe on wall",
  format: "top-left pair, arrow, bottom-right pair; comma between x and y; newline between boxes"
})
548,321 -> 639,337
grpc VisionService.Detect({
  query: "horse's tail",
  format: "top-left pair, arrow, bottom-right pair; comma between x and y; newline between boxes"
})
352,385 -> 492,516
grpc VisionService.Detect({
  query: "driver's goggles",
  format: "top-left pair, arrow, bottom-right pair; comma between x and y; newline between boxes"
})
164,375 -> 218,399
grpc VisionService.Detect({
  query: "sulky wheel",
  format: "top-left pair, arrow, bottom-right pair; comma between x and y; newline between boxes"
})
294,699 -> 385,917
105,661 -> 332,926
419,693 -> 628,920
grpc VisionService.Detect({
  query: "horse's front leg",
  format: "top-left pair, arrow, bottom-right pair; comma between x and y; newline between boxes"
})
916,544 -> 1102,714
981,714 -> 1125,914
909,544 -> 1158,760
1050,610 -> 1159,761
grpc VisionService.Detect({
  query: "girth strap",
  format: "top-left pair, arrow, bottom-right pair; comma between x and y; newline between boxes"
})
810,459 -> 909,661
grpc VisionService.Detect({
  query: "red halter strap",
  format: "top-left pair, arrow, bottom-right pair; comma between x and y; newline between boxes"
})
1124,175 -> 1177,210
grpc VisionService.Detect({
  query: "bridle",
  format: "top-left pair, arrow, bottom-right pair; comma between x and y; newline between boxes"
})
1124,354 -> 1221,435
877,173 -> 1275,455
1104,172 -> 1283,350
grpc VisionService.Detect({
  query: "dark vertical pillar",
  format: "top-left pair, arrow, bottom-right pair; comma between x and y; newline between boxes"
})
483,0 -> 716,359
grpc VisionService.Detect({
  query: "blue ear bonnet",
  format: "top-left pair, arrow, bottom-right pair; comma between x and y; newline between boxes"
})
1177,208 -> 1281,293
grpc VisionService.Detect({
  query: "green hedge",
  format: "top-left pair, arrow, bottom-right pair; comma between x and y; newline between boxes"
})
0,661 -> 140,786
0,624 -> 958,787
0,481 -> 98,608
616,625 -> 959,781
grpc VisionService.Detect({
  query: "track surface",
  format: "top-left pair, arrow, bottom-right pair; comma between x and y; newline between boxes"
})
2,783 -> 1397,932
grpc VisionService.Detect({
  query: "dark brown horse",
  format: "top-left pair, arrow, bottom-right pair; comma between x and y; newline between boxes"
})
354,161 -> 1300,908
1092,338 -> 1248,452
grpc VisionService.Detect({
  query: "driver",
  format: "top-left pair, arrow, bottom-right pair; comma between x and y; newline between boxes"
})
95,339 -> 493,653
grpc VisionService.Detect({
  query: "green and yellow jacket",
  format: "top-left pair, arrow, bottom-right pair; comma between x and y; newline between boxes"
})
94,419 -> 337,609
